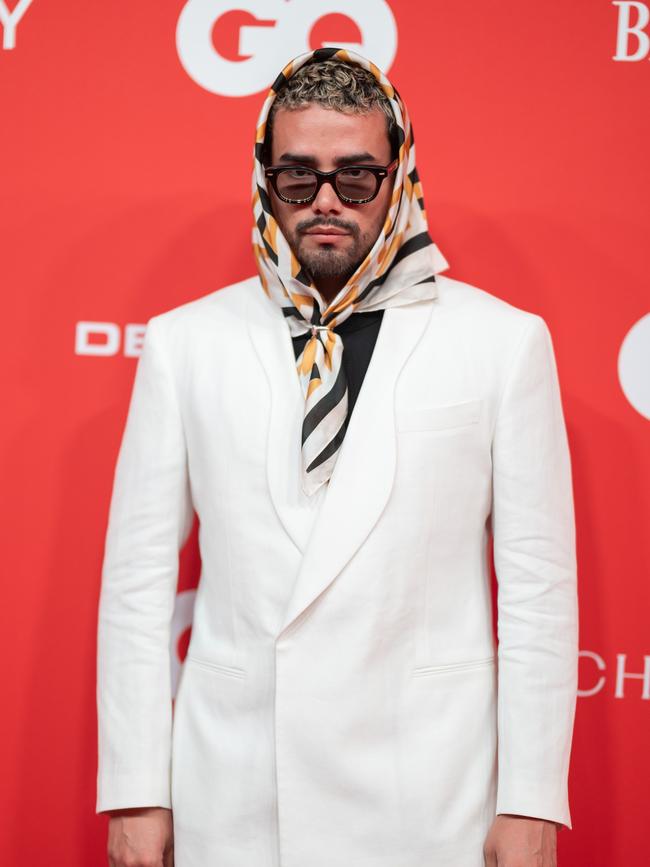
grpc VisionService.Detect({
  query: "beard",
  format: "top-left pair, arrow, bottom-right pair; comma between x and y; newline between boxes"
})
300,243 -> 364,280
292,219 -> 377,282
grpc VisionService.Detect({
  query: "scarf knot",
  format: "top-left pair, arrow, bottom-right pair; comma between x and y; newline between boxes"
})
309,324 -> 331,337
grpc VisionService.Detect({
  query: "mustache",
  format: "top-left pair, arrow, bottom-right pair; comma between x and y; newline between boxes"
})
297,217 -> 359,237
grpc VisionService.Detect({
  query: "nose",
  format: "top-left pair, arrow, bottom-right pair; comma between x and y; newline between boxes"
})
310,178 -> 343,215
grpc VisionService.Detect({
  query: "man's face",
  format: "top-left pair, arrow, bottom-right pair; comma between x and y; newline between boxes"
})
267,103 -> 394,293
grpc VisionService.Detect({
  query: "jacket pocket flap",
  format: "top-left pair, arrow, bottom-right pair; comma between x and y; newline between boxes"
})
396,398 -> 482,432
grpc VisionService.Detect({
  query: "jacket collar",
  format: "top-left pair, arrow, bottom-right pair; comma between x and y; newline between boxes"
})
245,280 -> 437,636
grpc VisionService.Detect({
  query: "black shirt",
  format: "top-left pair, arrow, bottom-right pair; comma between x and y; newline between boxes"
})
291,309 -> 385,420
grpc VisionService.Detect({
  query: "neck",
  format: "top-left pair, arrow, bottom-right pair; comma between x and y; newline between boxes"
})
314,275 -> 349,307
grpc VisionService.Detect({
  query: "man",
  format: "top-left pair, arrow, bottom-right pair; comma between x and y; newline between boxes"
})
96,48 -> 578,867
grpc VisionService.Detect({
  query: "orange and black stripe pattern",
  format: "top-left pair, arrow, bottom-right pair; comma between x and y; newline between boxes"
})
251,47 -> 449,496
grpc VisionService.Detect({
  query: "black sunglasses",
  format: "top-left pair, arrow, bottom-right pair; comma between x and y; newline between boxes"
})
265,159 -> 399,205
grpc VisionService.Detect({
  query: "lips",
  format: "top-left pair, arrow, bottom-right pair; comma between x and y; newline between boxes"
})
305,227 -> 349,236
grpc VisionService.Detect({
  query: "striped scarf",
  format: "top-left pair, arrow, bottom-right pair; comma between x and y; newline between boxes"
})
251,47 -> 449,497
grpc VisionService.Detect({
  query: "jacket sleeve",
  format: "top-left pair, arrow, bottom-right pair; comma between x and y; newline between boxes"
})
95,314 -> 194,813
490,313 -> 579,830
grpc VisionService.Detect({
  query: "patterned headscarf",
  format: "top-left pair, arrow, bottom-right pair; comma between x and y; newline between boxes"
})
252,47 -> 449,497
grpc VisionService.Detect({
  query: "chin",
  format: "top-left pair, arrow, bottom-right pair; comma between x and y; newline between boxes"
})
306,256 -> 356,280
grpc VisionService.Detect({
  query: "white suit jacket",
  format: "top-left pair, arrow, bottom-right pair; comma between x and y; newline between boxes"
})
96,273 -> 579,867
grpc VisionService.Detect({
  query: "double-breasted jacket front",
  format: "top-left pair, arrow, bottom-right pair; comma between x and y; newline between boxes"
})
96,273 -> 579,867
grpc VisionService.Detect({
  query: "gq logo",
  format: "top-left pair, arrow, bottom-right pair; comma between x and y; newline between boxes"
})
176,0 -> 398,96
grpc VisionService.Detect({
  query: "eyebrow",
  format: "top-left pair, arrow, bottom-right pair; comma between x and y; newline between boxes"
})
277,151 -> 379,166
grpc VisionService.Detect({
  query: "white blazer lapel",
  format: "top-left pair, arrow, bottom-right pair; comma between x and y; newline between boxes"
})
245,284 -> 311,553
278,296 -> 437,635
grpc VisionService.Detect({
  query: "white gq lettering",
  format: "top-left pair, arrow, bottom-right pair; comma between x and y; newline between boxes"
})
123,323 -> 147,357
612,2 -> 650,60
618,312 -> 650,421
176,0 -> 398,97
0,0 -> 35,50
76,322 -> 120,357
578,650 -> 606,697
579,650 -> 650,699
615,654 -> 650,699
75,322 -> 147,357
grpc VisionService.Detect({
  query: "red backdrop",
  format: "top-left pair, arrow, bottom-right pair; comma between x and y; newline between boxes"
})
1,2 -> 649,864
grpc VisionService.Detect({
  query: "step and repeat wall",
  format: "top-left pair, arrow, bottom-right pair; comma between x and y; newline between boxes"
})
1,2 -> 648,865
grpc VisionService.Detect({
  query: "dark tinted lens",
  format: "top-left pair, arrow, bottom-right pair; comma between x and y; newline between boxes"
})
336,169 -> 377,201
276,168 -> 317,201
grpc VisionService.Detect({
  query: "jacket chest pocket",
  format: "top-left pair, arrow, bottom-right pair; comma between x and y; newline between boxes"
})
395,397 -> 482,432
393,399 -> 486,495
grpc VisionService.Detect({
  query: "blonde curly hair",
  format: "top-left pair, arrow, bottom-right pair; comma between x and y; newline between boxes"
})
263,58 -> 398,164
